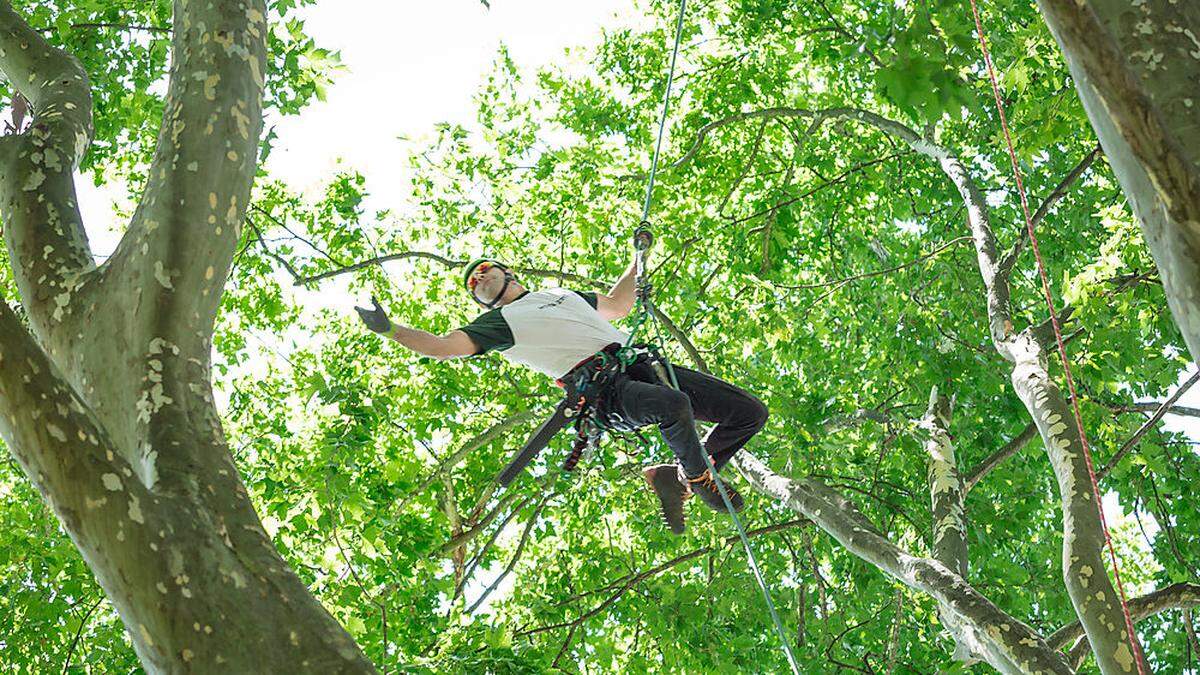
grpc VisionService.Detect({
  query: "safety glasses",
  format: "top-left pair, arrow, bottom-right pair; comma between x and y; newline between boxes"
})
466,261 -> 494,290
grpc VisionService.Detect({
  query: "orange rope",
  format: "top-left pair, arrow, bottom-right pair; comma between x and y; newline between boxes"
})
963,1 -> 1146,671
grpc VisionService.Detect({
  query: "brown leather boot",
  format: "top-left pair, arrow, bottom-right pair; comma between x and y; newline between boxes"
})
686,468 -> 745,513
643,464 -> 690,534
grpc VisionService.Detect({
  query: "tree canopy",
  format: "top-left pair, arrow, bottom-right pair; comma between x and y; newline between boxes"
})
1,0 -> 1198,672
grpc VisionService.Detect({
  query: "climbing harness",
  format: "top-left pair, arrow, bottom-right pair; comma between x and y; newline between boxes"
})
496,341 -> 640,486
965,1 -> 1145,671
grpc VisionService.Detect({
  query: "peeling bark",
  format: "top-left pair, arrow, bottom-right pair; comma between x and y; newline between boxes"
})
841,106 -> 1146,675
1036,0 -> 1200,366
919,387 -> 975,664
674,105 -> 1151,671
0,1 -> 374,671
735,452 -> 1072,674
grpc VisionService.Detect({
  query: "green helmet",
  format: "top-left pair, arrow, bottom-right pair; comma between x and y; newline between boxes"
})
462,258 -> 508,288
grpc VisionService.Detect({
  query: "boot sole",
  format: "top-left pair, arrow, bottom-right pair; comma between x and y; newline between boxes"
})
643,467 -> 687,535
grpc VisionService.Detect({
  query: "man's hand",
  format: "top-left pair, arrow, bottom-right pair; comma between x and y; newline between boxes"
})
354,296 -> 392,334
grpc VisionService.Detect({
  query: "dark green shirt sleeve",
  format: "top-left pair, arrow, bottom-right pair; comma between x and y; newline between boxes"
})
573,291 -> 598,310
456,308 -> 514,355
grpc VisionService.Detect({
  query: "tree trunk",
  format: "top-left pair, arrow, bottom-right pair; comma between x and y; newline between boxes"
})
919,387 -> 975,664
1036,0 -> 1200,364
0,1 -> 374,671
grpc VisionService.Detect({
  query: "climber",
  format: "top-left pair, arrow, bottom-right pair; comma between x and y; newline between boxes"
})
354,252 -> 769,534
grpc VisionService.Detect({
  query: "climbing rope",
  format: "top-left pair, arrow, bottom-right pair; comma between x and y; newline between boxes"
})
965,1 -> 1146,671
622,1 -> 802,672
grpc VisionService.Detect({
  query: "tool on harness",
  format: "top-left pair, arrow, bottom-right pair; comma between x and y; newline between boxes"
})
496,343 -> 627,486
495,341 -> 668,485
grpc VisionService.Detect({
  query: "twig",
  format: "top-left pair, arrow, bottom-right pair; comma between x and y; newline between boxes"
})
61,597 -> 105,675
997,144 -> 1102,276
466,493 -> 553,614
825,617 -> 876,674
330,513 -> 391,674
441,491 -> 524,556
525,518 -> 809,634
38,22 -> 170,34
717,119 -> 769,218
731,152 -> 908,227
1098,369 -> 1200,480
396,409 -> 541,513
963,422 -> 1038,493
771,236 -> 972,291
1185,608 -> 1200,661
814,0 -> 885,68
251,204 -> 346,267
453,492 -> 536,604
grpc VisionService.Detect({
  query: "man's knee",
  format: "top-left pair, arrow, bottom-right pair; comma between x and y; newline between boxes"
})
658,388 -> 694,422
746,396 -> 769,431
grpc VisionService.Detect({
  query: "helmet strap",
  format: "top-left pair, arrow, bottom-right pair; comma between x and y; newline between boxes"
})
473,266 -> 514,309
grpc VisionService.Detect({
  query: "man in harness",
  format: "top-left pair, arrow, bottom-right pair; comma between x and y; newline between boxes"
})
354,249 -> 769,534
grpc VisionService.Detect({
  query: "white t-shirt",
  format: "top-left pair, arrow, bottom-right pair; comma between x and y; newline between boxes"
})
457,288 -> 629,378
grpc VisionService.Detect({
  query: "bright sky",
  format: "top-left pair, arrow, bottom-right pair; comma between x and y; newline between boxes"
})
77,0 -> 632,268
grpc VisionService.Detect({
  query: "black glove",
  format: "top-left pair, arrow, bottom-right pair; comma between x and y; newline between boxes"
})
354,296 -> 392,334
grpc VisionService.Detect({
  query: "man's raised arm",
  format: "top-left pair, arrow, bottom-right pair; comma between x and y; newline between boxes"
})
354,298 -> 477,361
596,257 -> 638,321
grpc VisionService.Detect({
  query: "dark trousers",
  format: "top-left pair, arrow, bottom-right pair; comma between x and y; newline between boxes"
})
597,359 -> 769,478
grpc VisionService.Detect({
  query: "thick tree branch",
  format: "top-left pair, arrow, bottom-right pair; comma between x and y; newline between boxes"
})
1046,582 -> 1200,661
1035,0 -> 1200,367
822,103 -> 1143,671
919,387 -> 976,663
734,452 -> 1071,674
0,299 -> 141,518
105,0 -> 267,349
0,0 -> 95,336
60,0 -> 270,496
920,388 -> 966,577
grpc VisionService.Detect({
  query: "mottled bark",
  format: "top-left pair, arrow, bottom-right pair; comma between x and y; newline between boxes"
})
849,106 -> 1145,675
0,0 -> 95,326
1036,0 -> 1200,366
1046,582 -> 1200,663
0,1 -> 373,671
919,387 -> 975,664
735,452 -> 1072,674
675,104 -> 1152,671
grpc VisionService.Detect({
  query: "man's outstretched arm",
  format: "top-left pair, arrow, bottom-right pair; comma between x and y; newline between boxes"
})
596,257 -> 638,320
355,298 -> 477,360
